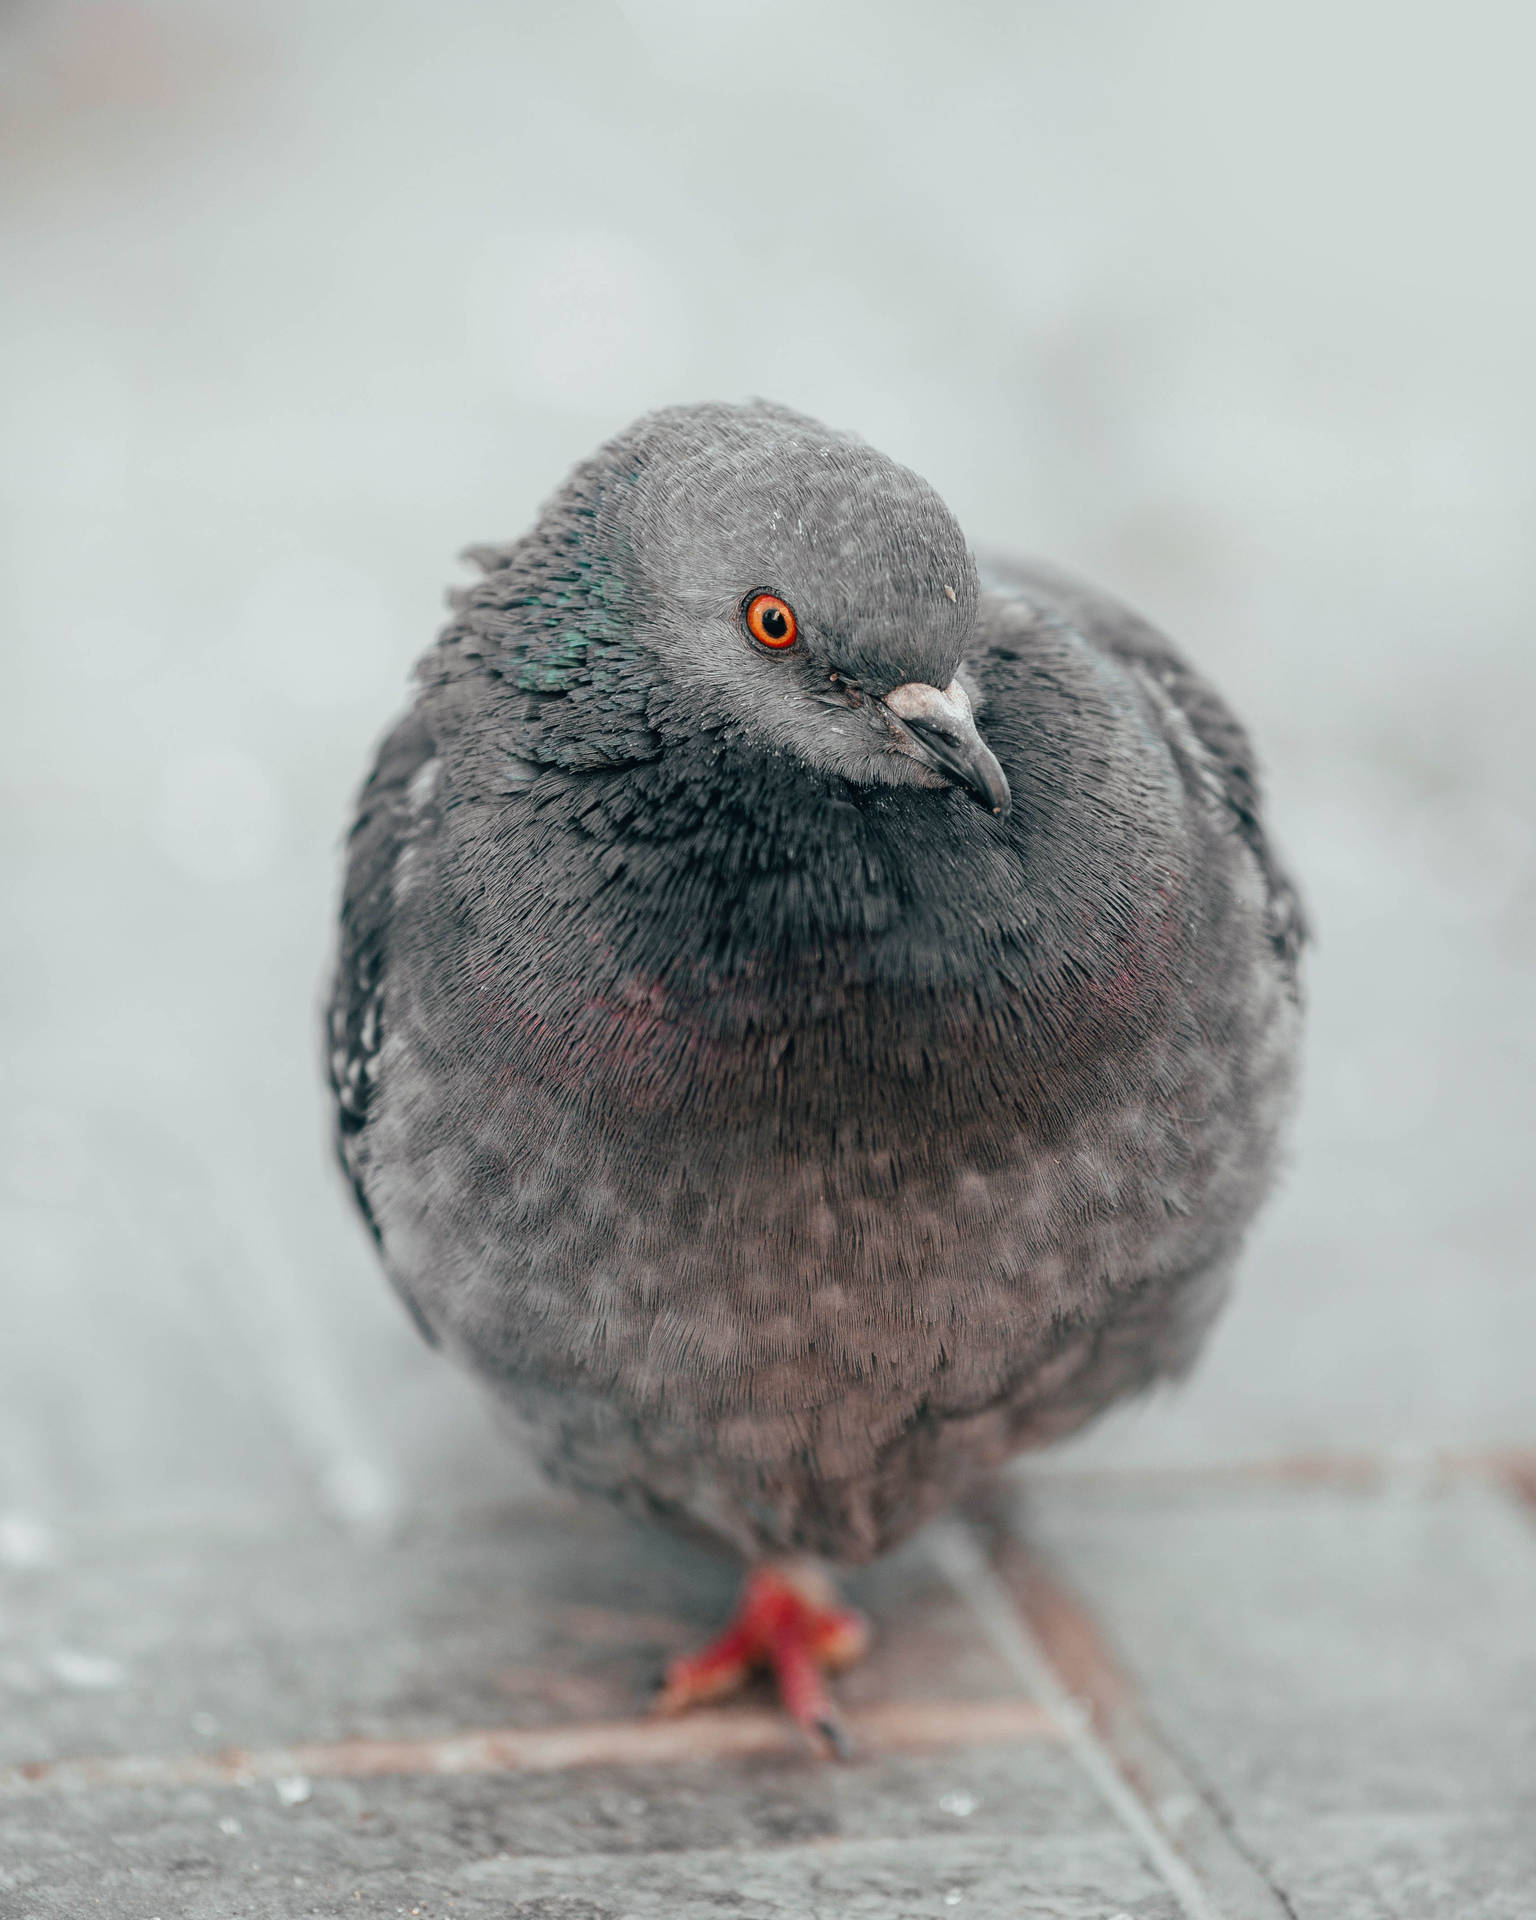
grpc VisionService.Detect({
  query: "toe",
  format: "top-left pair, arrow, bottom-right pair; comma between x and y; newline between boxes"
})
809,1605 -> 871,1670
652,1622 -> 756,1715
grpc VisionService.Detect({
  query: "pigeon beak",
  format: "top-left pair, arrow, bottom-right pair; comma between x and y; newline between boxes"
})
882,679 -> 1012,820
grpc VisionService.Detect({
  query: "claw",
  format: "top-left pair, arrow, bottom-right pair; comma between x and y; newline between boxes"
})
818,1714 -> 856,1762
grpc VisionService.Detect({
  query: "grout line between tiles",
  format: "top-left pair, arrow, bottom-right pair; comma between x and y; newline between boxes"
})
990,1531 -> 1297,1920
0,1698 -> 1056,1796
929,1516 -> 1227,1920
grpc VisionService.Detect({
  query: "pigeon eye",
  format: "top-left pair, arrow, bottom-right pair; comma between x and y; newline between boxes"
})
744,591 -> 798,651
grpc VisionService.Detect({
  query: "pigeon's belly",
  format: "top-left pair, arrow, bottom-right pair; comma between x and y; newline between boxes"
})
368,917 -> 1300,1546
374,985 -> 1286,1561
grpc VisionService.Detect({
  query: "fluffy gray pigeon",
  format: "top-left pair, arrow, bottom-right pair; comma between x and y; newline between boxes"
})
327,400 -> 1306,1752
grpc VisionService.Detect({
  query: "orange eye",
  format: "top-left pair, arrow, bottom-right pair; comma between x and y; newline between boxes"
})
744,591 -> 798,650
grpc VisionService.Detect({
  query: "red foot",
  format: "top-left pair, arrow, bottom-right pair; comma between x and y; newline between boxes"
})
654,1562 -> 870,1758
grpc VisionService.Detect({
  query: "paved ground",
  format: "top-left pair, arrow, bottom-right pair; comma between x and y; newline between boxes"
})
4,3 -> 1535,1914
4,1461 -> 1535,1918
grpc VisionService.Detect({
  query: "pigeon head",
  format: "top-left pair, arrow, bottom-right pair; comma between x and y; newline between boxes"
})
457,403 -> 1010,816
611,402 -> 1009,816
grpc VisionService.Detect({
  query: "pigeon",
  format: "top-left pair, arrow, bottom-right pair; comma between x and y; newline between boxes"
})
327,400 -> 1306,1754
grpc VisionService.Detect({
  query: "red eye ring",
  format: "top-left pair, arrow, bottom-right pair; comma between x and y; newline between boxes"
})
744,591 -> 799,651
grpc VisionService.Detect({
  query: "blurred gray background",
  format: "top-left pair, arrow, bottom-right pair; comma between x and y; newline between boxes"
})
3,0 -> 1533,1550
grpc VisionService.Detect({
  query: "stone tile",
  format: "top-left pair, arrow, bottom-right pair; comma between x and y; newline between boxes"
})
1014,1476 -> 1536,1911
0,1501 -> 1046,1772
0,1500 -> 688,1769
0,1748 -> 1115,1894
0,1498 -> 1199,1918
453,1832 -> 1181,1920
2,1778 -> 1178,1920
1246,1812 -> 1536,1920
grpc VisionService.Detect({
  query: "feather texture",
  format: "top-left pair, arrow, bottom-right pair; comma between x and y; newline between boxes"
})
325,403 -> 1307,1561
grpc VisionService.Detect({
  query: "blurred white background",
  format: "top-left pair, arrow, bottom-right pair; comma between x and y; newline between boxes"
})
3,0 -> 1533,1543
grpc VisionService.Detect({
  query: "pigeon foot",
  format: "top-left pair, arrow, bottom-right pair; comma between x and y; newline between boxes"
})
653,1560 -> 870,1759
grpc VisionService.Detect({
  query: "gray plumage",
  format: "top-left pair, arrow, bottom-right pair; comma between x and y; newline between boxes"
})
327,401 -> 1306,1565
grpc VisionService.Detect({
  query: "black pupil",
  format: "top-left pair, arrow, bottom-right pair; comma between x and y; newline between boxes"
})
760,603 -> 789,640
